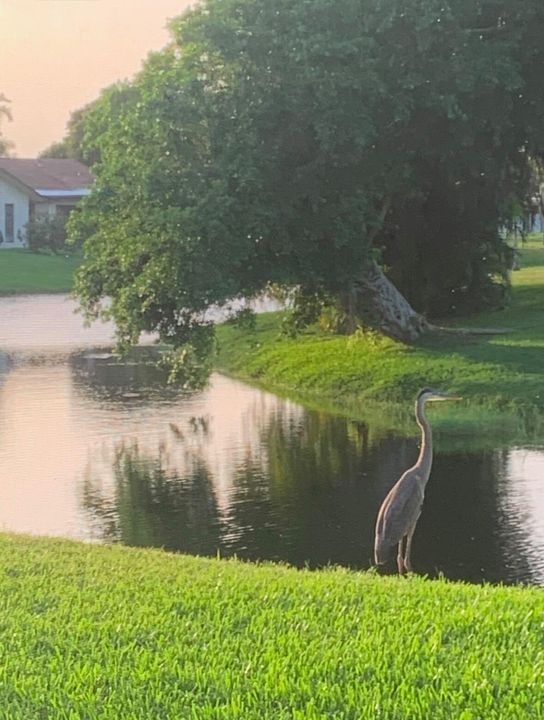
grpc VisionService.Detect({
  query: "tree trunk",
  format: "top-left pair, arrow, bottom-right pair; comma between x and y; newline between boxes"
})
355,260 -> 430,342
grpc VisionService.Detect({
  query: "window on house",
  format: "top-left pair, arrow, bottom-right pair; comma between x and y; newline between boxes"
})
5,204 -> 14,243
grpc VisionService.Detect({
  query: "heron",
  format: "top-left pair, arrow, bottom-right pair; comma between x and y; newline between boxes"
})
374,388 -> 461,574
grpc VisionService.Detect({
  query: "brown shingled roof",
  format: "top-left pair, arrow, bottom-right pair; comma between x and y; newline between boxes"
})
0,158 -> 92,191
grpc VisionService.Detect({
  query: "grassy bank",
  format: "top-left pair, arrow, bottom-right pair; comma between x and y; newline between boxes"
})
216,242 -> 544,439
0,249 -> 80,294
1,533 -> 542,719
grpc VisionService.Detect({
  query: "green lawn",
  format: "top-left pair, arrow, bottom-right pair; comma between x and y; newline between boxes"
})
0,249 -> 81,294
1,534 -> 542,719
215,242 -> 544,440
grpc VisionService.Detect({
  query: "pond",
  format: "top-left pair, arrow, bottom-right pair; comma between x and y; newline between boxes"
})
1,294 -> 544,586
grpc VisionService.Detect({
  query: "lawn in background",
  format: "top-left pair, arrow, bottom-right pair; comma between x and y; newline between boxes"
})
216,240 -> 544,440
0,249 -> 81,294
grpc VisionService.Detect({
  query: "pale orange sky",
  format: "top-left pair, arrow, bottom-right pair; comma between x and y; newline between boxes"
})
0,0 -> 194,157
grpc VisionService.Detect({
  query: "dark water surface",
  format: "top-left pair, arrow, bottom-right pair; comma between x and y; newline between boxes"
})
1,295 -> 544,586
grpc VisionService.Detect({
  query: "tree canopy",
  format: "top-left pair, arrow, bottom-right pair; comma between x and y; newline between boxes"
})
70,0 -> 544,382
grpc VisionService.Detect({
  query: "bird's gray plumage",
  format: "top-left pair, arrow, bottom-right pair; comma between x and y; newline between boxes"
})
374,471 -> 424,564
374,388 -> 461,573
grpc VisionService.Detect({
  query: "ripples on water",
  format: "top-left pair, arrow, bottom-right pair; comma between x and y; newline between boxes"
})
1,295 -> 544,585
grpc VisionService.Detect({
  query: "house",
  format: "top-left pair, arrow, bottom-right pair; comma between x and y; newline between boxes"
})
0,158 -> 92,248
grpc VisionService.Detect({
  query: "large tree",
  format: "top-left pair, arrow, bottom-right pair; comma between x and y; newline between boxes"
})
71,0 -> 544,379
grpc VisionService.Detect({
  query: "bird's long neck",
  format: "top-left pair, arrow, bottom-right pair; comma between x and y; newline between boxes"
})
415,398 -> 433,484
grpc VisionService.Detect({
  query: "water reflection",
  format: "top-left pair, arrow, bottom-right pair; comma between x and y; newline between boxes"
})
498,450 -> 544,584
71,350 -> 183,403
1,295 -> 544,585
80,423 -> 404,567
82,442 -> 222,553
0,294 -> 116,351
77,372 -> 544,584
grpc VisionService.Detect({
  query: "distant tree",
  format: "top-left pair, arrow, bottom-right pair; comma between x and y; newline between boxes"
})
39,82 -> 139,167
70,0 -> 544,384
39,140 -> 70,159
0,93 -> 13,156
40,104 -> 92,163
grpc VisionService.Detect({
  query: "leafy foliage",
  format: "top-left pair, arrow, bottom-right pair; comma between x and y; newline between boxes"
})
25,214 -> 69,253
70,0 -> 544,379
37,140 -> 71,160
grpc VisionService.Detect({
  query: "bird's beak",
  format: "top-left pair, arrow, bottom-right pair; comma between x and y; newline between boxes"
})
429,393 -> 462,402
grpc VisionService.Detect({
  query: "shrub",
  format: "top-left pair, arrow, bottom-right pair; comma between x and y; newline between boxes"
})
25,214 -> 69,253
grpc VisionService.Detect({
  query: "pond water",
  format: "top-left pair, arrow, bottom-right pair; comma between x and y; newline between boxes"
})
1,294 -> 544,586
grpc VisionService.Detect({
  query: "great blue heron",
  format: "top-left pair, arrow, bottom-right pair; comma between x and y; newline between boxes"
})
374,388 -> 461,574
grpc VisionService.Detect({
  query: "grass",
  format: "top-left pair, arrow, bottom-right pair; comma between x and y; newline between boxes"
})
0,249 -> 81,294
215,241 -> 544,441
1,533 -> 543,719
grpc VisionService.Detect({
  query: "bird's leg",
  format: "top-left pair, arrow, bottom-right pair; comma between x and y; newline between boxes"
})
397,538 -> 406,575
403,524 -> 418,573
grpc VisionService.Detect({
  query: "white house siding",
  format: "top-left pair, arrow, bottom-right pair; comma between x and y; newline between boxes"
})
0,177 -> 29,248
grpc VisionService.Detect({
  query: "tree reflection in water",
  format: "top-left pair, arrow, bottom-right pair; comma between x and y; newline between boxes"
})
82,441 -> 222,553
80,405 -> 418,570
74,360 -> 544,584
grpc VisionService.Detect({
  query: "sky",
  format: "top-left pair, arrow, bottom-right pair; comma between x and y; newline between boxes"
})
0,0 -> 194,157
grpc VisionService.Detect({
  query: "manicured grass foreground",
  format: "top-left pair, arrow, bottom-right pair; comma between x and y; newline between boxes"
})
0,249 -> 80,294
215,242 -> 544,438
0,535 -> 543,719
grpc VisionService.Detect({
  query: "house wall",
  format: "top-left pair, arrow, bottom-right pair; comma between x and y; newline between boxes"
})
35,200 -> 80,218
0,177 -> 29,248
34,202 -> 57,219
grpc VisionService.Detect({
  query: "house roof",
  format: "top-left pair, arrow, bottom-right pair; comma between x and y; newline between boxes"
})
0,158 -> 93,197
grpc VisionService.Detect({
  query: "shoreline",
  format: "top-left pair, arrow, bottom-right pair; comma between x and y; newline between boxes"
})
214,243 -> 544,442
